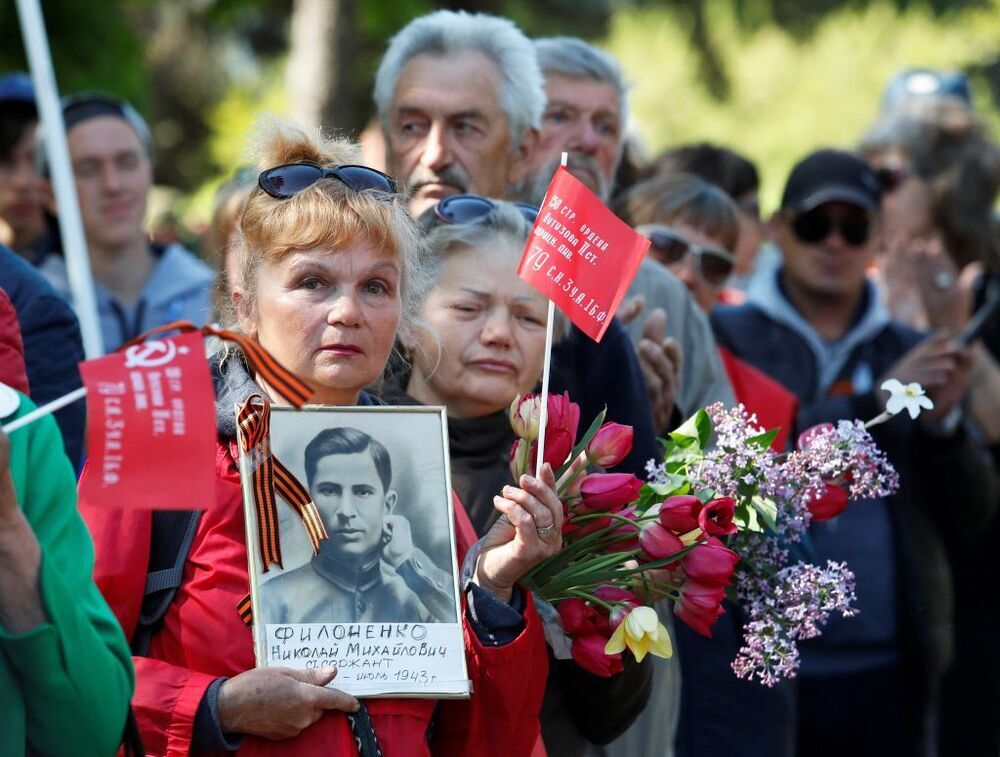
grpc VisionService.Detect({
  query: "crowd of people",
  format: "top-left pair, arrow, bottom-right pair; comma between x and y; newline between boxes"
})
0,8 -> 998,757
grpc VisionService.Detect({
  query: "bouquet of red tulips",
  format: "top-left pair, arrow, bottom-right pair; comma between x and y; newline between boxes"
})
509,392 -> 741,677
511,390 -> 902,684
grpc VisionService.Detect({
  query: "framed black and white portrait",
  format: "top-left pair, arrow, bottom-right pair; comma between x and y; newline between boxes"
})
238,404 -> 470,697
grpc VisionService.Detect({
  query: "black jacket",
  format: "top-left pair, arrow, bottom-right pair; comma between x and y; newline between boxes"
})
0,246 -> 85,468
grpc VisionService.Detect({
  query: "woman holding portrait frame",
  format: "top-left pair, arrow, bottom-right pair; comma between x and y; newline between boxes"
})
82,121 -> 560,756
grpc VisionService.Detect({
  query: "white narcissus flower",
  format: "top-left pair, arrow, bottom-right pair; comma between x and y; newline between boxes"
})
604,605 -> 673,662
880,379 -> 935,420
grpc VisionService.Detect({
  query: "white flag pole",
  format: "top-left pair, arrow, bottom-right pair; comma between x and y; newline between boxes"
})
533,152 -> 568,479
15,0 -> 104,358
3,386 -> 87,434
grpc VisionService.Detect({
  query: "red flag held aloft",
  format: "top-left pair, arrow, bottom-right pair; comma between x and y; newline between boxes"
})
78,331 -> 217,510
517,166 -> 649,341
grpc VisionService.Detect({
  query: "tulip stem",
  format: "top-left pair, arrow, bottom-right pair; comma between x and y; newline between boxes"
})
565,589 -> 616,612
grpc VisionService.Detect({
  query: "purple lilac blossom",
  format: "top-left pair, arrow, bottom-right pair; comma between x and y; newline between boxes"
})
646,404 -> 898,684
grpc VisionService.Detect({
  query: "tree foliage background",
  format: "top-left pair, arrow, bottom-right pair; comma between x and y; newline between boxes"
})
1,0 -> 997,226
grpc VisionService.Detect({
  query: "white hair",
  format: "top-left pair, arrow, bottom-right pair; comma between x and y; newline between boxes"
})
374,10 -> 544,148
533,36 -> 629,141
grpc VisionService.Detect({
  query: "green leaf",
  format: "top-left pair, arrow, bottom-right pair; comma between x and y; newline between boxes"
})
751,496 -> 778,531
747,428 -> 780,450
669,409 -> 711,449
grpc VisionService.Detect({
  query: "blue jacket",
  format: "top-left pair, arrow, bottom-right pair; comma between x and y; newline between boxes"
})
711,269 -> 998,684
0,246 -> 85,468
40,242 -> 215,353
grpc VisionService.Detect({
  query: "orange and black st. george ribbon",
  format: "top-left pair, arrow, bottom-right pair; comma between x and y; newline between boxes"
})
237,395 -> 329,572
122,320 -> 313,408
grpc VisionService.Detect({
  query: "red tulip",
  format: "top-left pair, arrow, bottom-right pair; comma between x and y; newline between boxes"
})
682,537 -> 740,587
541,391 -> 581,470
594,585 -> 639,606
658,495 -> 703,533
579,473 -> 643,512
698,497 -> 738,536
509,392 -> 581,472
586,423 -> 634,468
571,634 -> 624,677
675,580 -> 727,637
807,482 -> 849,522
796,422 -> 834,451
639,521 -> 685,561
558,598 -> 610,636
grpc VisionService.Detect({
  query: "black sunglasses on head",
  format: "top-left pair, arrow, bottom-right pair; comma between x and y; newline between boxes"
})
791,207 -> 872,247
434,194 -> 539,226
638,225 -> 735,287
257,163 -> 397,199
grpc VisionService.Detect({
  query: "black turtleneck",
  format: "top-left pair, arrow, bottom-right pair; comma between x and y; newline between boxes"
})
447,410 -> 516,536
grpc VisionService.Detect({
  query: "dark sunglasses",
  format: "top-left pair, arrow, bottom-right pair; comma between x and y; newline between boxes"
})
637,225 -> 735,287
791,208 -> 872,247
434,194 -> 539,226
874,165 -> 909,193
257,163 -> 397,199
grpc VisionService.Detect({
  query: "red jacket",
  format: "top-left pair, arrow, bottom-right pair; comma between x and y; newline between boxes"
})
0,287 -> 29,393
82,438 -> 548,757
718,346 -> 798,451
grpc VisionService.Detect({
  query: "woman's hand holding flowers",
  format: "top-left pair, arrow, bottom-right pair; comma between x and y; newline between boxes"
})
475,465 -> 563,604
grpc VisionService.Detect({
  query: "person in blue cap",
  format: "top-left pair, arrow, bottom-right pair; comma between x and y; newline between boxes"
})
0,72 -> 54,262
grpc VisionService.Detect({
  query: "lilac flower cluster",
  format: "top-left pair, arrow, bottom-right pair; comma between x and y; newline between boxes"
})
791,419 -> 900,500
732,561 -> 857,686
645,403 -> 898,684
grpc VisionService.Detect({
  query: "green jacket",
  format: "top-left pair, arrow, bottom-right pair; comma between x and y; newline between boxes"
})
0,395 -> 134,756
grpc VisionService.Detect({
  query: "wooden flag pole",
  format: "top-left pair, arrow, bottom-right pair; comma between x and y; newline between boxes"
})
533,152 -> 568,479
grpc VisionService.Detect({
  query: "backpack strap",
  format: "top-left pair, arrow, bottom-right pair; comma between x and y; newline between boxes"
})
130,509 -> 203,657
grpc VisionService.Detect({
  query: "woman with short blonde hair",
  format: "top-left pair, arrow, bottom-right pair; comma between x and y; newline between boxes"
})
84,122 -> 558,756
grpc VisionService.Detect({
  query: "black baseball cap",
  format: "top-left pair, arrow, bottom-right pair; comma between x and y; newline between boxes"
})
780,149 -> 882,214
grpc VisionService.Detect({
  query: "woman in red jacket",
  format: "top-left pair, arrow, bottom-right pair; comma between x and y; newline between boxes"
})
82,122 -> 559,756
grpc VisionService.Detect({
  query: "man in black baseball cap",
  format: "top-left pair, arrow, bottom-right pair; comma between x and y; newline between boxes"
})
710,147 -> 996,757
773,148 -> 883,312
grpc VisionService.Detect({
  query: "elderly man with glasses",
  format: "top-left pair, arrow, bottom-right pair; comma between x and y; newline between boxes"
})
373,11 -> 660,754
711,148 -> 999,757
374,10 -> 661,477
524,37 -> 735,429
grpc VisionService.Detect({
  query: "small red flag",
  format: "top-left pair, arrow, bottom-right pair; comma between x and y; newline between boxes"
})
78,332 -> 217,509
517,166 -> 649,341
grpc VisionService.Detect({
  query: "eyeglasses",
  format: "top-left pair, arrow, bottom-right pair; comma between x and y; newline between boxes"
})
257,163 -> 397,199
874,165 -> 910,193
791,207 -> 873,247
637,225 -> 735,287
434,194 -> 539,226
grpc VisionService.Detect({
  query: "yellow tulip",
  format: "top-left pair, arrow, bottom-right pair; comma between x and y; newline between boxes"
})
604,605 -> 673,662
